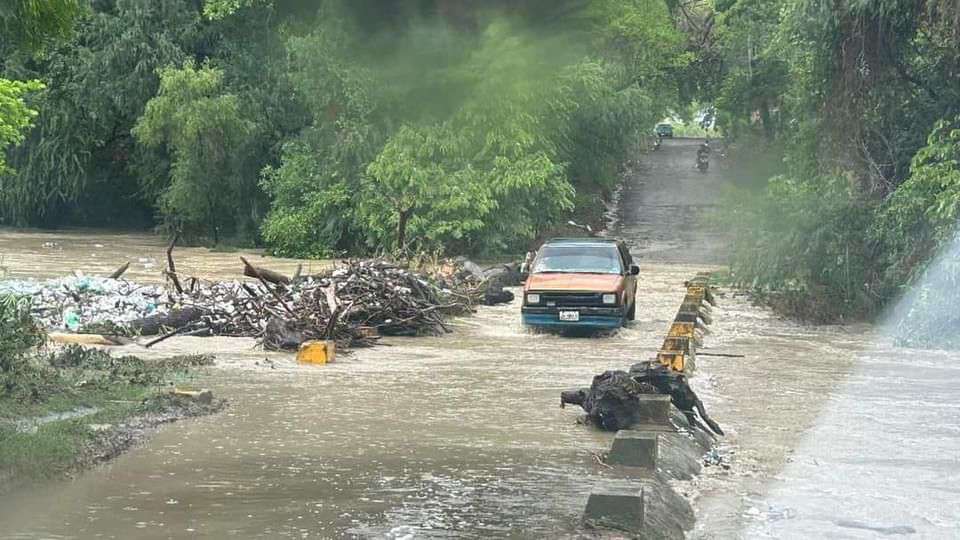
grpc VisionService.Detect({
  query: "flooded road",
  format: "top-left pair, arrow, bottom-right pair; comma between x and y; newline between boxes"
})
1,139 -> 956,538
0,269 -> 699,539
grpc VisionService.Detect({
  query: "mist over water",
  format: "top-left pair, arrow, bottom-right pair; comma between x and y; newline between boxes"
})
886,229 -> 960,348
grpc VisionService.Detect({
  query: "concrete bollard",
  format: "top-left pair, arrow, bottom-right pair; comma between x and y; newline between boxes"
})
635,394 -> 672,425
607,431 -> 659,469
584,486 -> 645,533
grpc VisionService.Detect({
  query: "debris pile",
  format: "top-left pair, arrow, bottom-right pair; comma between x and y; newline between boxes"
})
561,273 -> 723,437
183,259 -> 489,349
1,257 -> 514,351
560,362 -> 723,435
0,276 -> 170,330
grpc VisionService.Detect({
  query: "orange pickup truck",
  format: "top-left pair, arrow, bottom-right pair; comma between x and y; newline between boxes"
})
521,238 -> 639,329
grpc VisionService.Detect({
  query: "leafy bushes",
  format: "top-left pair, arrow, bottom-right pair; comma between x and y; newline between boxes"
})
725,175 -> 880,321
0,295 -> 43,368
0,79 -> 42,176
0,295 -> 56,403
725,115 -> 960,323
712,0 -> 960,328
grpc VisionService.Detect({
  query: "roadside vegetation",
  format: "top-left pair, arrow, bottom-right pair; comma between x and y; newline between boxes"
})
703,1 -> 960,325
3,0 -> 958,331
0,295 -> 219,488
1,0 -> 689,257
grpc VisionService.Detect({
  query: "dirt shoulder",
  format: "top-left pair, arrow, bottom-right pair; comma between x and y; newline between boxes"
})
0,346 -> 224,493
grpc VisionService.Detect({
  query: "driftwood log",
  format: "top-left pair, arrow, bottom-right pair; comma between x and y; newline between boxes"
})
561,361 -> 723,436
108,261 -> 130,279
242,258 -> 291,285
125,307 -> 205,336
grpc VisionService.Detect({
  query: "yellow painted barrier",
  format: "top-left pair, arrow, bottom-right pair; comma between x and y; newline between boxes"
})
657,275 -> 714,373
657,350 -> 687,372
297,340 -> 336,364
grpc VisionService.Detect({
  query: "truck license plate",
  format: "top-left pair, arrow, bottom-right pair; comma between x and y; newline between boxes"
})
559,311 -> 580,322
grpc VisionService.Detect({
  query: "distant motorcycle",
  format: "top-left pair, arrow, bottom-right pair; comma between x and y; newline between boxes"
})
696,153 -> 709,172
653,136 -> 662,151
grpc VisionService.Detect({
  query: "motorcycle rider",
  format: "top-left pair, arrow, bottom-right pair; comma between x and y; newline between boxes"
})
697,139 -> 711,159
696,139 -> 711,171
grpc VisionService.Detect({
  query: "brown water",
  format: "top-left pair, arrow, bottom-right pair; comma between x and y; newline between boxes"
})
0,228 -> 319,283
0,267 -> 704,539
2,140 -> 954,538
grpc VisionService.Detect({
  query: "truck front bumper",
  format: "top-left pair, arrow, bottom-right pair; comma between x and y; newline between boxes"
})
521,307 -> 625,329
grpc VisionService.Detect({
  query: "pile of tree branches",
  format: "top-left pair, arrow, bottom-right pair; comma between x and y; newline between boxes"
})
119,258 -> 503,351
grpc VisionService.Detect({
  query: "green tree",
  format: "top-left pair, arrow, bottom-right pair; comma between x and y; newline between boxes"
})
0,0 -> 80,51
0,0 -> 76,191
133,62 -> 255,242
1,0 -> 200,226
0,79 -> 42,176
363,125 -> 477,251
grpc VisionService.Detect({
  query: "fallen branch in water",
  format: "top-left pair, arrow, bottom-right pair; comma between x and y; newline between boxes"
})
242,259 -> 290,286
165,233 -> 184,295
108,261 -> 130,280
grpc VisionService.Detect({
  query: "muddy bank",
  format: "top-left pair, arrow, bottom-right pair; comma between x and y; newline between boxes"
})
69,393 -> 226,484
0,393 -> 226,493
0,346 -> 224,492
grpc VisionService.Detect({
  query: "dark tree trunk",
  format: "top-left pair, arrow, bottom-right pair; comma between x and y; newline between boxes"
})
760,99 -> 773,140
396,208 -> 412,249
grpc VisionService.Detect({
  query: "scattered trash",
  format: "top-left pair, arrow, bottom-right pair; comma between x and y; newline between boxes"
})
0,277 -> 171,330
703,447 -> 731,469
1,257 -> 513,352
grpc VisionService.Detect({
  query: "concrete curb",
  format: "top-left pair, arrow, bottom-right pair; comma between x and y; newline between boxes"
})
583,274 -> 716,538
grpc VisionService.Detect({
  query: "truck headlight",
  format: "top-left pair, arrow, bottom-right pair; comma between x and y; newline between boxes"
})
526,293 -> 541,305
602,293 -> 617,305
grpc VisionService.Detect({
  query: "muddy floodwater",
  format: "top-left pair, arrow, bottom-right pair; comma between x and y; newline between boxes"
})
2,139 -> 957,538
0,228 -> 318,283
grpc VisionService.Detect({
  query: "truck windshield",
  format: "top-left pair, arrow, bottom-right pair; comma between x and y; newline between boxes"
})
532,244 -> 623,274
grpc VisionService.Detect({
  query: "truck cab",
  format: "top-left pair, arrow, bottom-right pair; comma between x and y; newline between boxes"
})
521,238 -> 639,329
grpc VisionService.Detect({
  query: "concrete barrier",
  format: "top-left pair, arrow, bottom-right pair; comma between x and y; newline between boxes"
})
584,479 -> 695,539
583,273 -> 717,537
584,487 -> 645,532
608,431 -> 659,468
633,394 -> 673,425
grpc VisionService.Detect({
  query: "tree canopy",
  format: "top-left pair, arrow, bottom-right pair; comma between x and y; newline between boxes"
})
5,0 -> 958,330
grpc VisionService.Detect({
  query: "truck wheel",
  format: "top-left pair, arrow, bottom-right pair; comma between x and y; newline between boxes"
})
627,301 -> 636,321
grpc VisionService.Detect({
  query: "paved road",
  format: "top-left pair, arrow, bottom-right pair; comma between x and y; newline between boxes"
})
611,137 -> 727,264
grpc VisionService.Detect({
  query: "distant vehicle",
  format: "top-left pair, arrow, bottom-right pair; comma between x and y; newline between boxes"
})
696,141 -> 710,172
521,238 -> 639,329
655,123 -> 674,138
696,154 -> 709,172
